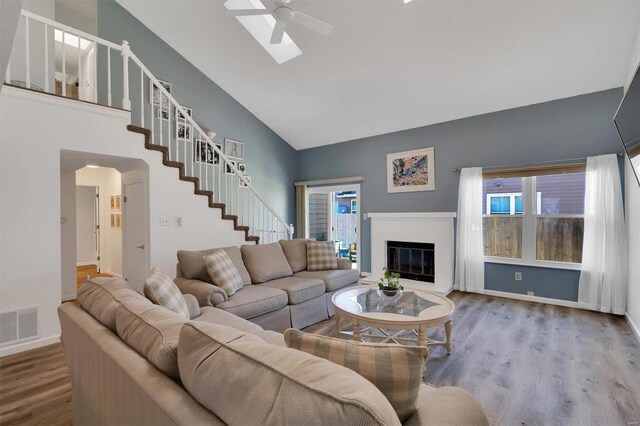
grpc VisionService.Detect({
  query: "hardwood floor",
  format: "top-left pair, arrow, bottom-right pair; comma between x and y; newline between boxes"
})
0,344 -> 71,425
1,292 -> 638,425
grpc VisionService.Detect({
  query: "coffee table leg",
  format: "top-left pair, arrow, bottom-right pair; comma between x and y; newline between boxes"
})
353,319 -> 361,342
444,320 -> 453,354
417,328 -> 427,347
335,313 -> 341,338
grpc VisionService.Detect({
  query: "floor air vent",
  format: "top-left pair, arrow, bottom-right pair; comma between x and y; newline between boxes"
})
0,307 -> 39,346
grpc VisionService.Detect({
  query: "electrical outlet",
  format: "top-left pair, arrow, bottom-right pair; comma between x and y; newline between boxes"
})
527,291 -> 534,296
174,217 -> 184,226
160,216 -> 171,226
515,272 -> 522,281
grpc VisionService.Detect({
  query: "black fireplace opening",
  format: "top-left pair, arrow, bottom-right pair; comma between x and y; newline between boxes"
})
386,241 -> 435,283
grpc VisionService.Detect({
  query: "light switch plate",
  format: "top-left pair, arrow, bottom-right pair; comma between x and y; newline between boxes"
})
174,217 -> 184,226
160,216 -> 171,226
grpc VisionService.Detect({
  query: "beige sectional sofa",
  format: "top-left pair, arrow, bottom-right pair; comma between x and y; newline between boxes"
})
59,276 -> 489,426
174,240 -> 360,331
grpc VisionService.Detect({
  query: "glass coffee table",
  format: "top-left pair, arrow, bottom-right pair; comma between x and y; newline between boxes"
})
332,285 -> 455,353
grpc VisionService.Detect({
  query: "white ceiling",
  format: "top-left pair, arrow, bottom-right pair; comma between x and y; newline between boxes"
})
116,0 -> 640,150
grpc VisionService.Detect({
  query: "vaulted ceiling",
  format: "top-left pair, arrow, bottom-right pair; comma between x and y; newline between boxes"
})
116,0 -> 640,150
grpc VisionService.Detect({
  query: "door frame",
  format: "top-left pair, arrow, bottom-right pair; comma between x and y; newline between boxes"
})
122,179 -> 150,287
76,185 -> 101,271
307,183 -> 361,272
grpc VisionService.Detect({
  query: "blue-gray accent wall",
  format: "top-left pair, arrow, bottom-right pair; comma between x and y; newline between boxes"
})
298,89 -> 624,301
96,0 -> 297,225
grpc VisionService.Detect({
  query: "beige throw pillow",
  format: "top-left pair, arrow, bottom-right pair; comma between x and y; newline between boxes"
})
143,267 -> 190,319
203,250 -> 244,296
306,240 -> 338,271
284,329 -> 428,422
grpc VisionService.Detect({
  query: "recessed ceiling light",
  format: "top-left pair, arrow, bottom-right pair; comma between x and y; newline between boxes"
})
224,0 -> 302,64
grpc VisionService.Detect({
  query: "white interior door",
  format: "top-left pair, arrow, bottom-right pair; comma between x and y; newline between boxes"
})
123,181 -> 148,289
76,185 -> 99,266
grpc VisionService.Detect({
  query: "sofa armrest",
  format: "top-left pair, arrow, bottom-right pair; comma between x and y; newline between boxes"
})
182,293 -> 201,319
337,258 -> 353,270
174,277 -> 228,307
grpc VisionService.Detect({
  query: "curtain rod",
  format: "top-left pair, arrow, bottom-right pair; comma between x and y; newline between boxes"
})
453,152 -> 624,172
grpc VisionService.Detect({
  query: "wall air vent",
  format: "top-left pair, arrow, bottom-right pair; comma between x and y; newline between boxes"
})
0,306 -> 39,347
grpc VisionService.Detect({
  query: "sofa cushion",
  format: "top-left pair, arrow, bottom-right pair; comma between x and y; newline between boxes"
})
259,276 -> 325,305
307,241 -> 338,271
241,243 -> 293,284
293,268 -> 360,292
116,303 -> 188,379
178,322 -> 401,426
177,247 -> 251,286
195,306 -> 263,334
143,267 -> 190,318
403,385 -> 490,426
279,239 -> 310,273
203,251 -> 244,296
215,285 -> 288,319
77,276 -> 151,332
284,329 -> 428,422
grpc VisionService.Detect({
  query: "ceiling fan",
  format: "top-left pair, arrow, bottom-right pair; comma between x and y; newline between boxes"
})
226,0 -> 334,44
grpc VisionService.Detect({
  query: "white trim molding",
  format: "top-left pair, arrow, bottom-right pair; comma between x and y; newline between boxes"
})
0,335 -> 61,358
482,289 -> 580,309
626,314 -> 640,343
366,212 -> 456,219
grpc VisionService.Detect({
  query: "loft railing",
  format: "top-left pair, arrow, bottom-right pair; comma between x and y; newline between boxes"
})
5,10 -> 294,243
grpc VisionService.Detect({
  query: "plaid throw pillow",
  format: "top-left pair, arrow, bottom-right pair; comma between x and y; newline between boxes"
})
306,241 -> 338,271
143,267 -> 190,319
203,250 -> 244,296
284,329 -> 428,422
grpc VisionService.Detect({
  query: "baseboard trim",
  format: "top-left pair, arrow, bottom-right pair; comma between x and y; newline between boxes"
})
482,289 -> 580,309
0,335 -> 61,358
626,314 -> 640,343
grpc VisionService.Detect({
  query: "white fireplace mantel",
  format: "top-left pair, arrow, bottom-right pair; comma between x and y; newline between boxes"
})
366,212 -> 456,294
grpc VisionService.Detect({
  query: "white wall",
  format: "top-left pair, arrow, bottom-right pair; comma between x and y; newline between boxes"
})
626,156 -> 640,338
76,166 -> 122,276
0,86 -> 248,356
60,169 -> 76,301
625,11 -> 640,91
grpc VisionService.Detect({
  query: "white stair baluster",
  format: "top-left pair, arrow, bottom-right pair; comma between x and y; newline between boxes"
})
44,23 -> 49,92
121,40 -> 131,110
140,68 -> 144,127
77,33 -> 81,98
61,30 -> 66,96
25,17 -> 30,88
107,47 -> 112,106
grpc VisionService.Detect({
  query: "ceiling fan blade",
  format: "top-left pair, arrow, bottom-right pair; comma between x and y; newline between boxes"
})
270,20 -> 287,44
292,12 -> 333,36
226,9 -> 272,16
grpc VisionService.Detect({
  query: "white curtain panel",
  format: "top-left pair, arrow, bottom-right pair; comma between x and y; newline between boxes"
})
578,154 -> 627,314
455,167 -> 485,293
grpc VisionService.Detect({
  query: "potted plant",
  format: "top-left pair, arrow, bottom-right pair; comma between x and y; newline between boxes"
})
378,267 -> 404,300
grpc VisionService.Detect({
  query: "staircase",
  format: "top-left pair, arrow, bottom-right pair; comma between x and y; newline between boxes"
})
6,10 -> 293,244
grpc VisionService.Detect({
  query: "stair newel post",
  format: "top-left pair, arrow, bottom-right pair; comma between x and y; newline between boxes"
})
121,40 -> 131,111
289,224 -> 295,240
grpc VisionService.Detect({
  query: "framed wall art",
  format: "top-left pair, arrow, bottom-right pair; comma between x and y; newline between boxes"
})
386,147 -> 435,193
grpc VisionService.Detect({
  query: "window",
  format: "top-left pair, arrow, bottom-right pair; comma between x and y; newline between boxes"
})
483,172 -> 585,267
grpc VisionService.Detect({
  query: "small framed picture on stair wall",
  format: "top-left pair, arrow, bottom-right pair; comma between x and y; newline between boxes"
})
224,138 -> 244,159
